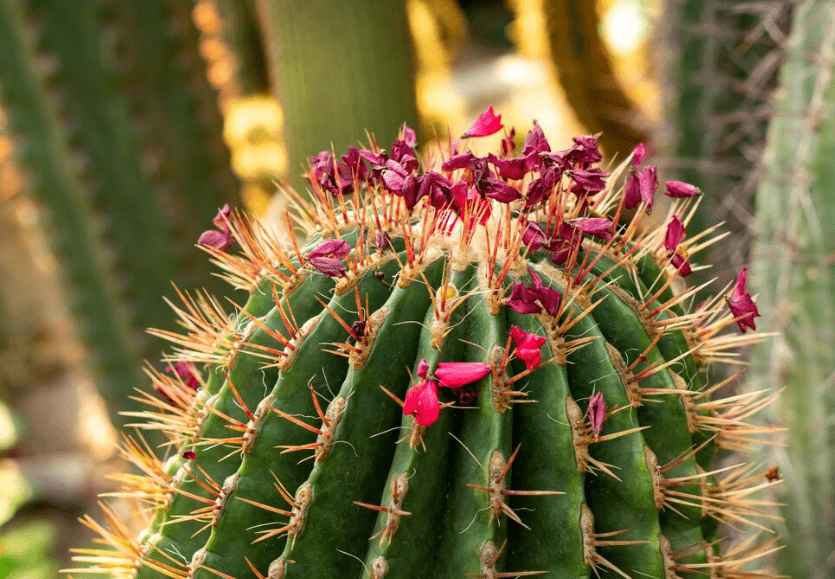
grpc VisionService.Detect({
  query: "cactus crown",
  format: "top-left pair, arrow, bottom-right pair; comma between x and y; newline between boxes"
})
71,110 -> 779,579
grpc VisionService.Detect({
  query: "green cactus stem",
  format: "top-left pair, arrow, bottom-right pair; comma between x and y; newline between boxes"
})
256,0 -> 419,190
659,0 -> 793,276
71,113 -> 780,579
748,2 -> 835,577
0,0 -> 239,429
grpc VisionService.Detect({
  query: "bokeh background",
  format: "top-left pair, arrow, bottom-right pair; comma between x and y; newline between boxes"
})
1,1 -> 831,577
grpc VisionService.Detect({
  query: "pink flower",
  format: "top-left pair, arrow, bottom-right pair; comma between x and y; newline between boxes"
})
664,215 -> 686,253
198,229 -> 233,252
212,204 -> 232,232
308,239 -> 351,277
165,361 -> 199,390
181,450 -> 197,460
588,392 -> 607,437
462,106 -> 503,138
728,267 -> 760,333
403,380 -> 440,427
671,252 -> 692,277
435,362 -> 491,388
665,180 -> 702,198
417,358 -> 430,379
484,179 -> 523,203
631,142 -> 647,167
509,326 -> 546,370
624,165 -> 658,211
566,217 -> 614,241
506,270 -> 562,317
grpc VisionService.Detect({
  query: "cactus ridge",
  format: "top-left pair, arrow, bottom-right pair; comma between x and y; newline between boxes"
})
72,123 -> 781,579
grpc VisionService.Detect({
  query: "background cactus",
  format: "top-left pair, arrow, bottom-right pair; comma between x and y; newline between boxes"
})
658,0 -> 793,278
0,0 -> 240,430
72,113 -> 780,578
747,1 -> 835,577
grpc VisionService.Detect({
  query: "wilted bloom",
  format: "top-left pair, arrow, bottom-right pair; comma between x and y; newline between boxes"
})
375,230 -> 391,253
181,450 -> 197,460
401,122 -> 417,148
524,166 -> 559,210
417,358 -> 430,379
568,167 -> 609,195
522,222 -> 553,253
435,362 -> 491,388
624,165 -> 658,211
166,361 -> 199,390
506,270 -> 562,317
522,121 -> 551,157
631,142 -> 647,167
664,215 -> 686,252
665,180 -> 702,198
212,204 -> 232,232
462,106 -> 503,138
509,326 -> 546,370
587,392 -> 607,437
403,379 -> 440,427
487,153 -> 530,180
671,250 -> 692,277
198,229 -> 233,252
728,267 -> 759,333
484,178 -> 523,203
442,152 -> 475,172
566,217 -> 614,241
308,239 -> 351,277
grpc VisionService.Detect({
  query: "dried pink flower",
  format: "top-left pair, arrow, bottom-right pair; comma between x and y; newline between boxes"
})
588,392 -> 607,437
664,215 -> 686,253
665,180 -> 702,198
728,267 -> 760,333
197,229 -> 233,252
308,239 -> 351,277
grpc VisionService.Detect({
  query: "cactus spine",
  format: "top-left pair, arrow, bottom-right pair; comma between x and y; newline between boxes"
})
748,2 -> 835,577
73,113 -> 779,579
0,0 -> 239,429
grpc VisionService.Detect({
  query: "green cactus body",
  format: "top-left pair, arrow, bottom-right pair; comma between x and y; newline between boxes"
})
73,119 -> 779,579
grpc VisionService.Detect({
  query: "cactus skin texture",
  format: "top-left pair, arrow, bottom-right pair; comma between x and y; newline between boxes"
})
748,2 -> 835,577
0,0 -> 239,429
72,113 -> 780,579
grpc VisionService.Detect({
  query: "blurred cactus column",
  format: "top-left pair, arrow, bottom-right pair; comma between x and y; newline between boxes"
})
0,0 -> 239,430
659,0 -> 792,270
748,2 -> 835,577
257,0 -> 419,189
537,0 -> 650,157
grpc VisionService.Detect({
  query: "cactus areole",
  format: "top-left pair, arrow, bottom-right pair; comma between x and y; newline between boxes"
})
73,110 -> 780,579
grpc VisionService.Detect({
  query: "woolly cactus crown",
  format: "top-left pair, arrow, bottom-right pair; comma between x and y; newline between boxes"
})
72,108 -> 779,579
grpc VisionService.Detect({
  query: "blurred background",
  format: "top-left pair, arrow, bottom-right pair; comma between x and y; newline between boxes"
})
1,1 -> 832,578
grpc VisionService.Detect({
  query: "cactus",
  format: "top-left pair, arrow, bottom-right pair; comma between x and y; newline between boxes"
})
659,0 -> 793,275
0,0 -> 239,429
256,0 -> 419,190
71,111 -> 780,579
747,2 -> 835,577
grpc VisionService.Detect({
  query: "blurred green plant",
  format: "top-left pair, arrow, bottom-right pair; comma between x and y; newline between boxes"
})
747,2 -> 835,578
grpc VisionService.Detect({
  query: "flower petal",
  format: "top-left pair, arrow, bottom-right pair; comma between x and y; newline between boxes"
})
462,106 -> 503,138
435,362 -> 491,388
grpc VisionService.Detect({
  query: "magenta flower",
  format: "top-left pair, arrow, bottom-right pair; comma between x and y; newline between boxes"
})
401,122 -> 417,148
403,379 -> 440,427
568,167 -> 609,195
522,121 -> 551,157
671,252 -> 692,277
166,361 -> 199,390
509,326 -> 546,370
417,358 -> 430,379
664,215 -> 686,253
566,217 -> 614,241
435,362 -> 491,388
212,204 -> 232,231
442,152 -> 476,172
624,165 -> 658,211
506,270 -> 562,317
728,267 -> 760,333
665,180 -> 702,198
587,392 -> 607,437
484,178 -> 523,203
308,239 -> 351,277
198,229 -> 233,252
180,450 -> 197,460
631,142 -> 647,167
487,153 -> 530,180
462,106 -> 503,138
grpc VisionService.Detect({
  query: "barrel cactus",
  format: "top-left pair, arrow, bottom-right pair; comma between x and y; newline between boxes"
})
72,109 -> 781,579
